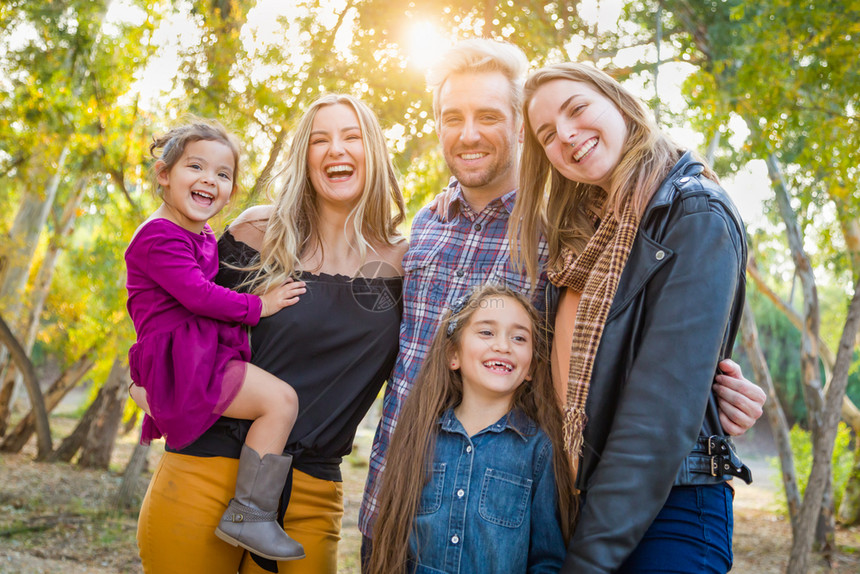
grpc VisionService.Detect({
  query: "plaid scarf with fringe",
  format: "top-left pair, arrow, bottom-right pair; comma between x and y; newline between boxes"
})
547,196 -> 639,467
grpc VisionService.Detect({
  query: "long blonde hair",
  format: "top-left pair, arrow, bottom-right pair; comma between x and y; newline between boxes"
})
368,284 -> 575,574
243,94 -> 406,294
509,62 -> 717,285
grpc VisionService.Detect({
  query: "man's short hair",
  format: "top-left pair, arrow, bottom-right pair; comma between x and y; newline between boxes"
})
427,39 -> 529,124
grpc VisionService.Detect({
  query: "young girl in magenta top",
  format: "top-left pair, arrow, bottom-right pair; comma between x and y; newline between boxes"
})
369,284 -> 575,573
125,119 -> 306,562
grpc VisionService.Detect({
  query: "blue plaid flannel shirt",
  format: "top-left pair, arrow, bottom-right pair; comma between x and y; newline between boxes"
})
359,184 -> 549,537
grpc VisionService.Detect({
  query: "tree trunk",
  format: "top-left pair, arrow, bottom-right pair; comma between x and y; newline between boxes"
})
246,125 -> 287,205
765,151 -> 836,551
740,299 -> 801,533
114,440 -> 150,510
831,201 -> 860,523
788,280 -> 860,573
0,373 -> 14,437
838,449 -> 860,525
747,261 -> 860,430
0,146 -> 70,427
1,177 -> 90,434
122,408 -> 139,435
0,347 -> 95,452
78,357 -> 129,469
49,384 -> 107,463
0,313 -> 51,459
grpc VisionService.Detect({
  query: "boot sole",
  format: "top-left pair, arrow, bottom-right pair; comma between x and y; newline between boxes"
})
214,528 -> 306,561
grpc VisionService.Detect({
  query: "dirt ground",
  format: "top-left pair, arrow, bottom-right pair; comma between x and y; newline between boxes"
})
1,416 -> 858,574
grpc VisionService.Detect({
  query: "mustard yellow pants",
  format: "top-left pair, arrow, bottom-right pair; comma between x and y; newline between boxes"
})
138,451 -> 343,574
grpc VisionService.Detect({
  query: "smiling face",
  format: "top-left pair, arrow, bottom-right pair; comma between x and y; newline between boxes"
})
527,78 -> 628,192
436,71 -> 519,205
306,103 -> 366,211
156,139 -> 236,233
450,295 -> 534,405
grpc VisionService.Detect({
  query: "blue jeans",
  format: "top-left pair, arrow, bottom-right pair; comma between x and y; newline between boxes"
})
618,483 -> 733,574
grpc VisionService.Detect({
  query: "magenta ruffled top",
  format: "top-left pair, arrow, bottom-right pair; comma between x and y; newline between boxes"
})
125,218 -> 262,449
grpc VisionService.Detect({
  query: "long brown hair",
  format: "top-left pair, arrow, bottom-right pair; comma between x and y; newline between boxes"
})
368,284 -> 575,573
509,62 -> 717,286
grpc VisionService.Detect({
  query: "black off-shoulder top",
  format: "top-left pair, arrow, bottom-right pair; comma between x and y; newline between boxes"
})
168,230 -> 403,482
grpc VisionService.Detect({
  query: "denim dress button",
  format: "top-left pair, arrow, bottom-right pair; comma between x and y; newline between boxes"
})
466,445 -> 472,453
457,489 -> 465,498
451,534 -> 460,544
655,250 -> 665,261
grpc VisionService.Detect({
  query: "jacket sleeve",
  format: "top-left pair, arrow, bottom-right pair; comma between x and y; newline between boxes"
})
528,436 -> 567,573
144,232 -> 263,326
562,197 -> 744,572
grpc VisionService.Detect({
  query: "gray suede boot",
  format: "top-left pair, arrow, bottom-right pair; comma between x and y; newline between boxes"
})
215,445 -> 305,561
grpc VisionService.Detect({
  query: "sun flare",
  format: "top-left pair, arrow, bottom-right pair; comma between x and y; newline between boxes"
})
405,21 -> 453,71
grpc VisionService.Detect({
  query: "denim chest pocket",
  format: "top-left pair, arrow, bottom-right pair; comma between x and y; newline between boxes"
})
479,468 -> 532,528
417,462 -> 446,515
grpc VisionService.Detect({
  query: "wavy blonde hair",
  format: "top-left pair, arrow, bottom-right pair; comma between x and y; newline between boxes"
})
509,62 -> 717,285
243,94 -> 406,294
368,284 -> 575,573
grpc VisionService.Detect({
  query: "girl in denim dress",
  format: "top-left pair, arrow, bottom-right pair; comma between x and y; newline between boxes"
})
369,284 -> 575,573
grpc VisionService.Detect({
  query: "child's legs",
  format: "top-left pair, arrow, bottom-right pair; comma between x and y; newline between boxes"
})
221,362 -> 299,456
138,452 -> 245,574
617,483 -> 733,574
238,469 -> 343,574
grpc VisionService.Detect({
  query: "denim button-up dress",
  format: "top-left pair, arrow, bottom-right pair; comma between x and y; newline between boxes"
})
408,408 -> 566,573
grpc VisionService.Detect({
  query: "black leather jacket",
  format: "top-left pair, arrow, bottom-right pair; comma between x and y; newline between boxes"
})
552,152 -> 750,573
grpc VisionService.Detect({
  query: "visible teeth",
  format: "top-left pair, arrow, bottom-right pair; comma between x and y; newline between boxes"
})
192,191 -> 213,199
573,138 -> 598,162
484,360 -> 512,372
326,165 -> 354,176
461,153 -> 485,160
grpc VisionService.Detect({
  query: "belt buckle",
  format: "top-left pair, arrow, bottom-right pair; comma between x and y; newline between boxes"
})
707,435 -> 727,456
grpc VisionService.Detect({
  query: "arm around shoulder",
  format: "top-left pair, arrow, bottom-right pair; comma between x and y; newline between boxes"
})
227,205 -> 273,251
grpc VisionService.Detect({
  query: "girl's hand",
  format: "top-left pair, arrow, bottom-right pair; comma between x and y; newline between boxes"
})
260,279 -> 306,317
713,359 -> 766,435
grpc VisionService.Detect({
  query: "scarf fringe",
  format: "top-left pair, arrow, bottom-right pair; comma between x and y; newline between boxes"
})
562,405 -> 588,467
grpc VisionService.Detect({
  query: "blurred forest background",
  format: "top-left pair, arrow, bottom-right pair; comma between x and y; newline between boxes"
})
0,1 -> 859,572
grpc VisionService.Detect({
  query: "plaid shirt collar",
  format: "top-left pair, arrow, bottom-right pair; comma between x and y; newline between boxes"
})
445,182 -> 518,221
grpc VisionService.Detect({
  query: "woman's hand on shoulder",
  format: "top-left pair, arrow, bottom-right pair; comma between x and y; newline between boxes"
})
228,205 -> 272,251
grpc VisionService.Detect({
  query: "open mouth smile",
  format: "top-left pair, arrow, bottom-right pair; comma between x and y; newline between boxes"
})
191,190 -> 214,206
572,137 -> 598,162
483,359 -> 514,373
325,164 -> 355,180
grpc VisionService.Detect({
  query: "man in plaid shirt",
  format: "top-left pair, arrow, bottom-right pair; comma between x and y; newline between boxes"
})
358,39 -> 541,554
358,38 -> 764,565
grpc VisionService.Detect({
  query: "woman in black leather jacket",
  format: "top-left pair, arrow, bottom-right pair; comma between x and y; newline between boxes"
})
509,62 -> 751,574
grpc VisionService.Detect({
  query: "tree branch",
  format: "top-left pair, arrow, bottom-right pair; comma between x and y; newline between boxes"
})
0,313 -> 51,459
